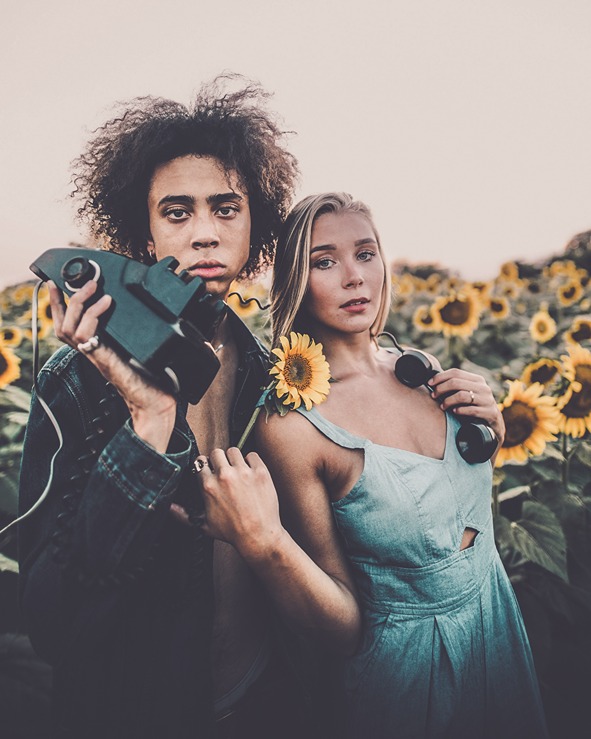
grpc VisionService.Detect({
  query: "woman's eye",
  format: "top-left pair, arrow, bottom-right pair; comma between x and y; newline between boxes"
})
313,257 -> 335,270
358,250 -> 376,262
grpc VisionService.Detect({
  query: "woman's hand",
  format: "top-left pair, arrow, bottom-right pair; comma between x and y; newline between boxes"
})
427,368 -> 505,446
48,279 -> 177,453
195,447 -> 288,560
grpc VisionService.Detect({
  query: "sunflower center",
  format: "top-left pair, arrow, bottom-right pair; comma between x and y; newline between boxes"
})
563,287 -> 576,300
502,401 -> 537,447
535,319 -> 551,335
0,351 -> 8,376
530,364 -> 558,385
3,329 -> 14,341
572,323 -> 591,342
490,300 -> 504,313
439,299 -> 470,325
284,354 -> 313,390
561,365 -> 591,418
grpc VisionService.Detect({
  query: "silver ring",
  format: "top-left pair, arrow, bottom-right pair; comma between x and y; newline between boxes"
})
469,390 -> 475,404
194,458 -> 208,473
77,335 -> 100,354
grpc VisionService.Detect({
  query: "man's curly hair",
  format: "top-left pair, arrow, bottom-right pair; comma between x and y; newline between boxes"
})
71,75 -> 299,278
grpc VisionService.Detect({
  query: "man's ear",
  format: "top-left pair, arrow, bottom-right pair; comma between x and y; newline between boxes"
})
146,237 -> 156,261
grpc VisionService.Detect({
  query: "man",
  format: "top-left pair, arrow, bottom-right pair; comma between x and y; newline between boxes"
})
18,76 -> 310,738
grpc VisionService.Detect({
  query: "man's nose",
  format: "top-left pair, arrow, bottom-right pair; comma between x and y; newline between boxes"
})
191,212 -> 219,248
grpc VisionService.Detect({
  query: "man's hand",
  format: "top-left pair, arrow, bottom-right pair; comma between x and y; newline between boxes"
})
48,279 -> 177,453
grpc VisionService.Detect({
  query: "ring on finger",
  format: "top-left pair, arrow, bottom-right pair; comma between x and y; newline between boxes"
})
77,335 -> 101,354
469,390 -> 475,404
194,457 -> 209,473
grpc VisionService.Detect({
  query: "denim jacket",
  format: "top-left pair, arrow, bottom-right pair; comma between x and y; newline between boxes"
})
18,310 -> 270,739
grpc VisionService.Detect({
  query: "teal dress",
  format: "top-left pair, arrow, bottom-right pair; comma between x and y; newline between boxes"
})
295,406 -> 548,739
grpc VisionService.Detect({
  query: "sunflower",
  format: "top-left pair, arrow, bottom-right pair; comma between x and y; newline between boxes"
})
432,289 -> 481,338
10,283 -> 35,305
497,281 -> 522,299
495,381 -> 560,466
470,281 -> 492,302
577,269 -> 589,288
566,317 -> 591,345
557,279 -> 583,307
226,292 -> 260,319
392,273 -> 415,297
529,307 -> 557,344
521,358 -> 563,388
0,342 -> 21,389
488,296 -> 510,320
555,344 -> 591,437
499,261 -> 520,281
525,279 -> 542,295
413,304 -> 441,332
270,332 -> 331,411
0,327 -> 23,347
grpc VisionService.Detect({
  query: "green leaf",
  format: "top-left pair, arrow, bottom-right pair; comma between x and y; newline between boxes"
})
574,441 -> 591,468
494,499 -> 568,582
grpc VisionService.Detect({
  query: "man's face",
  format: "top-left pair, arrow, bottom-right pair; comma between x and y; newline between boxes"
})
147,155 -> 251,301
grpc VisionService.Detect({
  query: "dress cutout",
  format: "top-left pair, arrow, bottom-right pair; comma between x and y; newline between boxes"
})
295,406 -> 548,739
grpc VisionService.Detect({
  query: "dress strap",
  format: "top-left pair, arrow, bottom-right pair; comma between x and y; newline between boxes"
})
293,406 -> 367,451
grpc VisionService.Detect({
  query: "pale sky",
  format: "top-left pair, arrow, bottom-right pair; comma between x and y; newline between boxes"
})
1,0 -> 591,289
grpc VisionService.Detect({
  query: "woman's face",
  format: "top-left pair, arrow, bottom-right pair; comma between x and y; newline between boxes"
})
303,211 -> 385,337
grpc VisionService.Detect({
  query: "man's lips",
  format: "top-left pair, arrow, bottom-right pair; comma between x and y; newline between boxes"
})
188,261 -> 226,278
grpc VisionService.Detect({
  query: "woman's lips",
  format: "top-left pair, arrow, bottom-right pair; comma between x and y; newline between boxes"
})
340,298 -> 369,313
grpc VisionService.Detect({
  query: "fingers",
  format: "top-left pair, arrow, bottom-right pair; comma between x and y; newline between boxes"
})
55,279 -> 112,349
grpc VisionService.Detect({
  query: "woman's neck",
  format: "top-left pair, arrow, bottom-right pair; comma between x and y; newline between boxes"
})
314,329 -> 382,382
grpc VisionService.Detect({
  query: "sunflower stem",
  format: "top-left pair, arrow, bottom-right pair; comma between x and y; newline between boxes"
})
561,433 -> 569,491
237,406 -> 263,451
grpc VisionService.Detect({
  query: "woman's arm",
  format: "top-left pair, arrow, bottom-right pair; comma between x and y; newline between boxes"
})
196,411 -> 361,655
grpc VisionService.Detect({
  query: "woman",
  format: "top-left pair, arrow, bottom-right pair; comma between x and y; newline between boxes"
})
197,193 -> 548,738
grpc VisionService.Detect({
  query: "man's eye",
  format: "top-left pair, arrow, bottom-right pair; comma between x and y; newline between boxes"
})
165,208 -> 188,220
217,205 -> 238,217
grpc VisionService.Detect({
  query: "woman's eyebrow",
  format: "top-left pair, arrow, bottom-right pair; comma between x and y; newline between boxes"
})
310,244 -> 336,255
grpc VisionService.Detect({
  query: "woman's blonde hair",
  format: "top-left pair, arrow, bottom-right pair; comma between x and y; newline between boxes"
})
271,192 -> 391,348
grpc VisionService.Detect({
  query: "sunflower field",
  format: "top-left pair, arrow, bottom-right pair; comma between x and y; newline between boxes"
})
1,233 -> 591,736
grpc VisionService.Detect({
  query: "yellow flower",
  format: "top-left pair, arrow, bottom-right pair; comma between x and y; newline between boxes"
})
529,308 -> 557,344
471,281 -> 492,302
0,327 -> 23,347
555,344 -> 591,437
566,317 -> 591,345
499,261 -> 519,281
270,332 -> 331,411
0,342 -> 21,388
432,289 -> 481,338
525,279 -> 542,296
557,279 -> 583,307
495,381 -> 560,466
488,296 -> 510,320
521,358 -> 563,388
497,281 -> 522,299
11,283 -> 35,305
412,304 -> 441,332
392,273 -> 415,297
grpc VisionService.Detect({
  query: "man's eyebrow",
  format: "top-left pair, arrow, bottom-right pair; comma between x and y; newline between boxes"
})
157,194 -> 195,207
206,192 -> 244,205
156,192 -> 244,208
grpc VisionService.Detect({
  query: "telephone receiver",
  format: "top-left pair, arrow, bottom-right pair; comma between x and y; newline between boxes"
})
393,348 -> 498,464
30,247 -> 227,404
